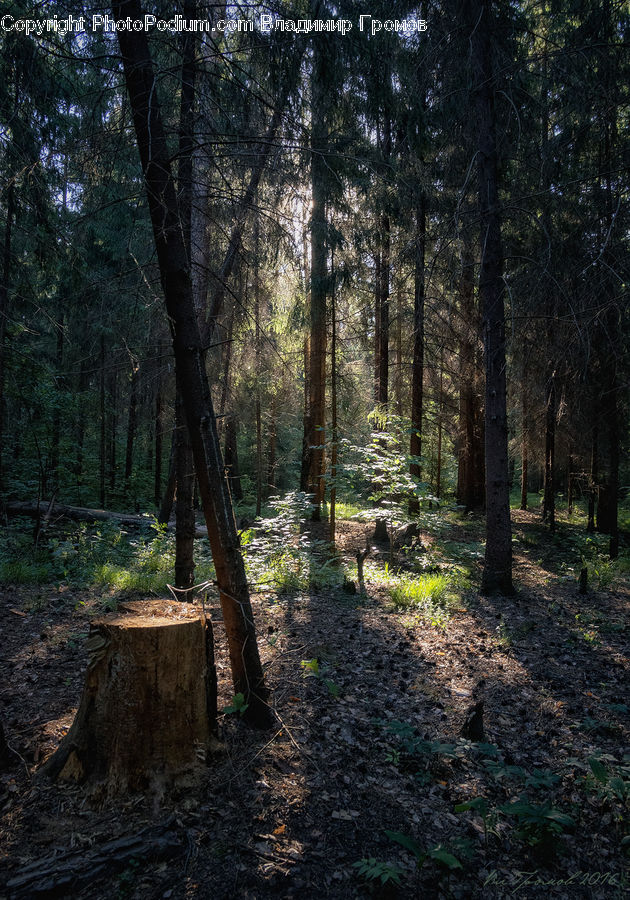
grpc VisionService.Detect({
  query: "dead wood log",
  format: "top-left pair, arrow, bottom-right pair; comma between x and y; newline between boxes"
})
40,600 -> 217,793
6,500 -> 207,537
5,818 -> 184,899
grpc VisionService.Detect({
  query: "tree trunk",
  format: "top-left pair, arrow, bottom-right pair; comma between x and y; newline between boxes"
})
172,0 -> 198,591
0,181 -> 14,494
41,600 -> 217,791
467,0 -> 513,595
436,348 -> 444,500
124,359 -> 139,484
587,424 -> 598,532
542,368 -> 556,531
254,213 -> 263,518
113,0 -> 271,726
306,26 -> 328,520
154,353 -> 163,507
175,393 -> 196,589
50,314 -> 64,495
409,196 -> 425,514
109,365 -> 118,493
267,396 -> 277,496
224,415 -> 243,502
520,380 -> 528,510
99,334 -> 106,508
457,242 -> 485,511
158,428 -> 177,524
330,254 -> 338,546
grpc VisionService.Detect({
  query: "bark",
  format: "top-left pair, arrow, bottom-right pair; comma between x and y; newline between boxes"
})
329,255 -> 337,545
154,352 -> 163,507
6,820 -> 184,900
456,242 -> 485,511
376,214 -> 390,407
467,0 -> 513,594
409,196 -> 425,515
254,211 -> 263,518
50,314 -> 64,495
520,380 -> 528,510
173,0 -> 198,591
542,368 -> 556,531
306,26 -> 328,519
0,181 -> 14,493
41,600 -> 217,790
124,360 -> 139,484
175,393 -> 196,589
436,348 -> 444,500
113,0 -> 271,726
597,364 -> 620,558
267,395 -> 277,495
74,355 -> 89,502
109,365 -> 117,492
158,430 -> 177,524
224,415 -> 243,502
587,425 -> 598,532
99,334 -> 106,508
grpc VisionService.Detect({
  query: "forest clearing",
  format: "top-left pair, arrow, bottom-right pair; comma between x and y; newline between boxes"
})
0,0 -> 628,896
0,501 -> 629,898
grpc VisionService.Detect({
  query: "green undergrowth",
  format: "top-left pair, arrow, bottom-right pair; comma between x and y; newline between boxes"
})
0,517 -> 216,598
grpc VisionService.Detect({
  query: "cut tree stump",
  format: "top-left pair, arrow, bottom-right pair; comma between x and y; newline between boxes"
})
40,599 -> 217,793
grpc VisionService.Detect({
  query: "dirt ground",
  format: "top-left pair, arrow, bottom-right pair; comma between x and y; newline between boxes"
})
0,511 -> 628,898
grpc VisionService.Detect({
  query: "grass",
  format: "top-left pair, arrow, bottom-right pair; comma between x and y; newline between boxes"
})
388,572 -> 460,625
0,519 -> 216,597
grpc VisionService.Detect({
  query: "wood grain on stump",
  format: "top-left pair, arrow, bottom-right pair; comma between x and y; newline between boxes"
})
41,599 -> 217,793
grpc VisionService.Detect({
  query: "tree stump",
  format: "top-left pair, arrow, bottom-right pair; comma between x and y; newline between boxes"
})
41,600 -> 217,794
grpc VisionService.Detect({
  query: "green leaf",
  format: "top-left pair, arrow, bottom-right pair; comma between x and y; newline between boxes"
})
385,830 -> 425,861
427,847 -> 463,870
588,756 -> 609,783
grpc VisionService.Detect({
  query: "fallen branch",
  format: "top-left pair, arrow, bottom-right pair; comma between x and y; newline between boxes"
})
5,819 -> 184,898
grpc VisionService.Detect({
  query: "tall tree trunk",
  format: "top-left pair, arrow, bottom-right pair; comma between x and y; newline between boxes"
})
99,334 -> 106,508
158,427 -> 177,524
173,0 -> 198,589
467,0 -> 513,594
154,349 -> 163,507
267,396 -> 277,496
109,365 -> 117,493
436,348 -> 444,500
224,415 -> 243,502
254,212 -> 263,518
456,242 -> 485,511
520,380 -> 528,511
175,392 -> 196,589
0,181 -> 15,494
74,355 -> 89,503
395,279 -> 403,417
409,196 -> 425,514
306,26 -> 328,520
50,314 -> 64,495
330,255 -> 338,545
124,359 -> 139,485
542,367 -> 556,531
113,0 -> 271,726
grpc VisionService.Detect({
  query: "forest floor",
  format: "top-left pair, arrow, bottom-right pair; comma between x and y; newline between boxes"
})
0,508 -> 628,899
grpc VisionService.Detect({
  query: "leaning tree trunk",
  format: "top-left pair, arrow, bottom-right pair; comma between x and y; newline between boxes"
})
467,0 -> 513,594
41,600 -> 217,792
113,0 -> 271,726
